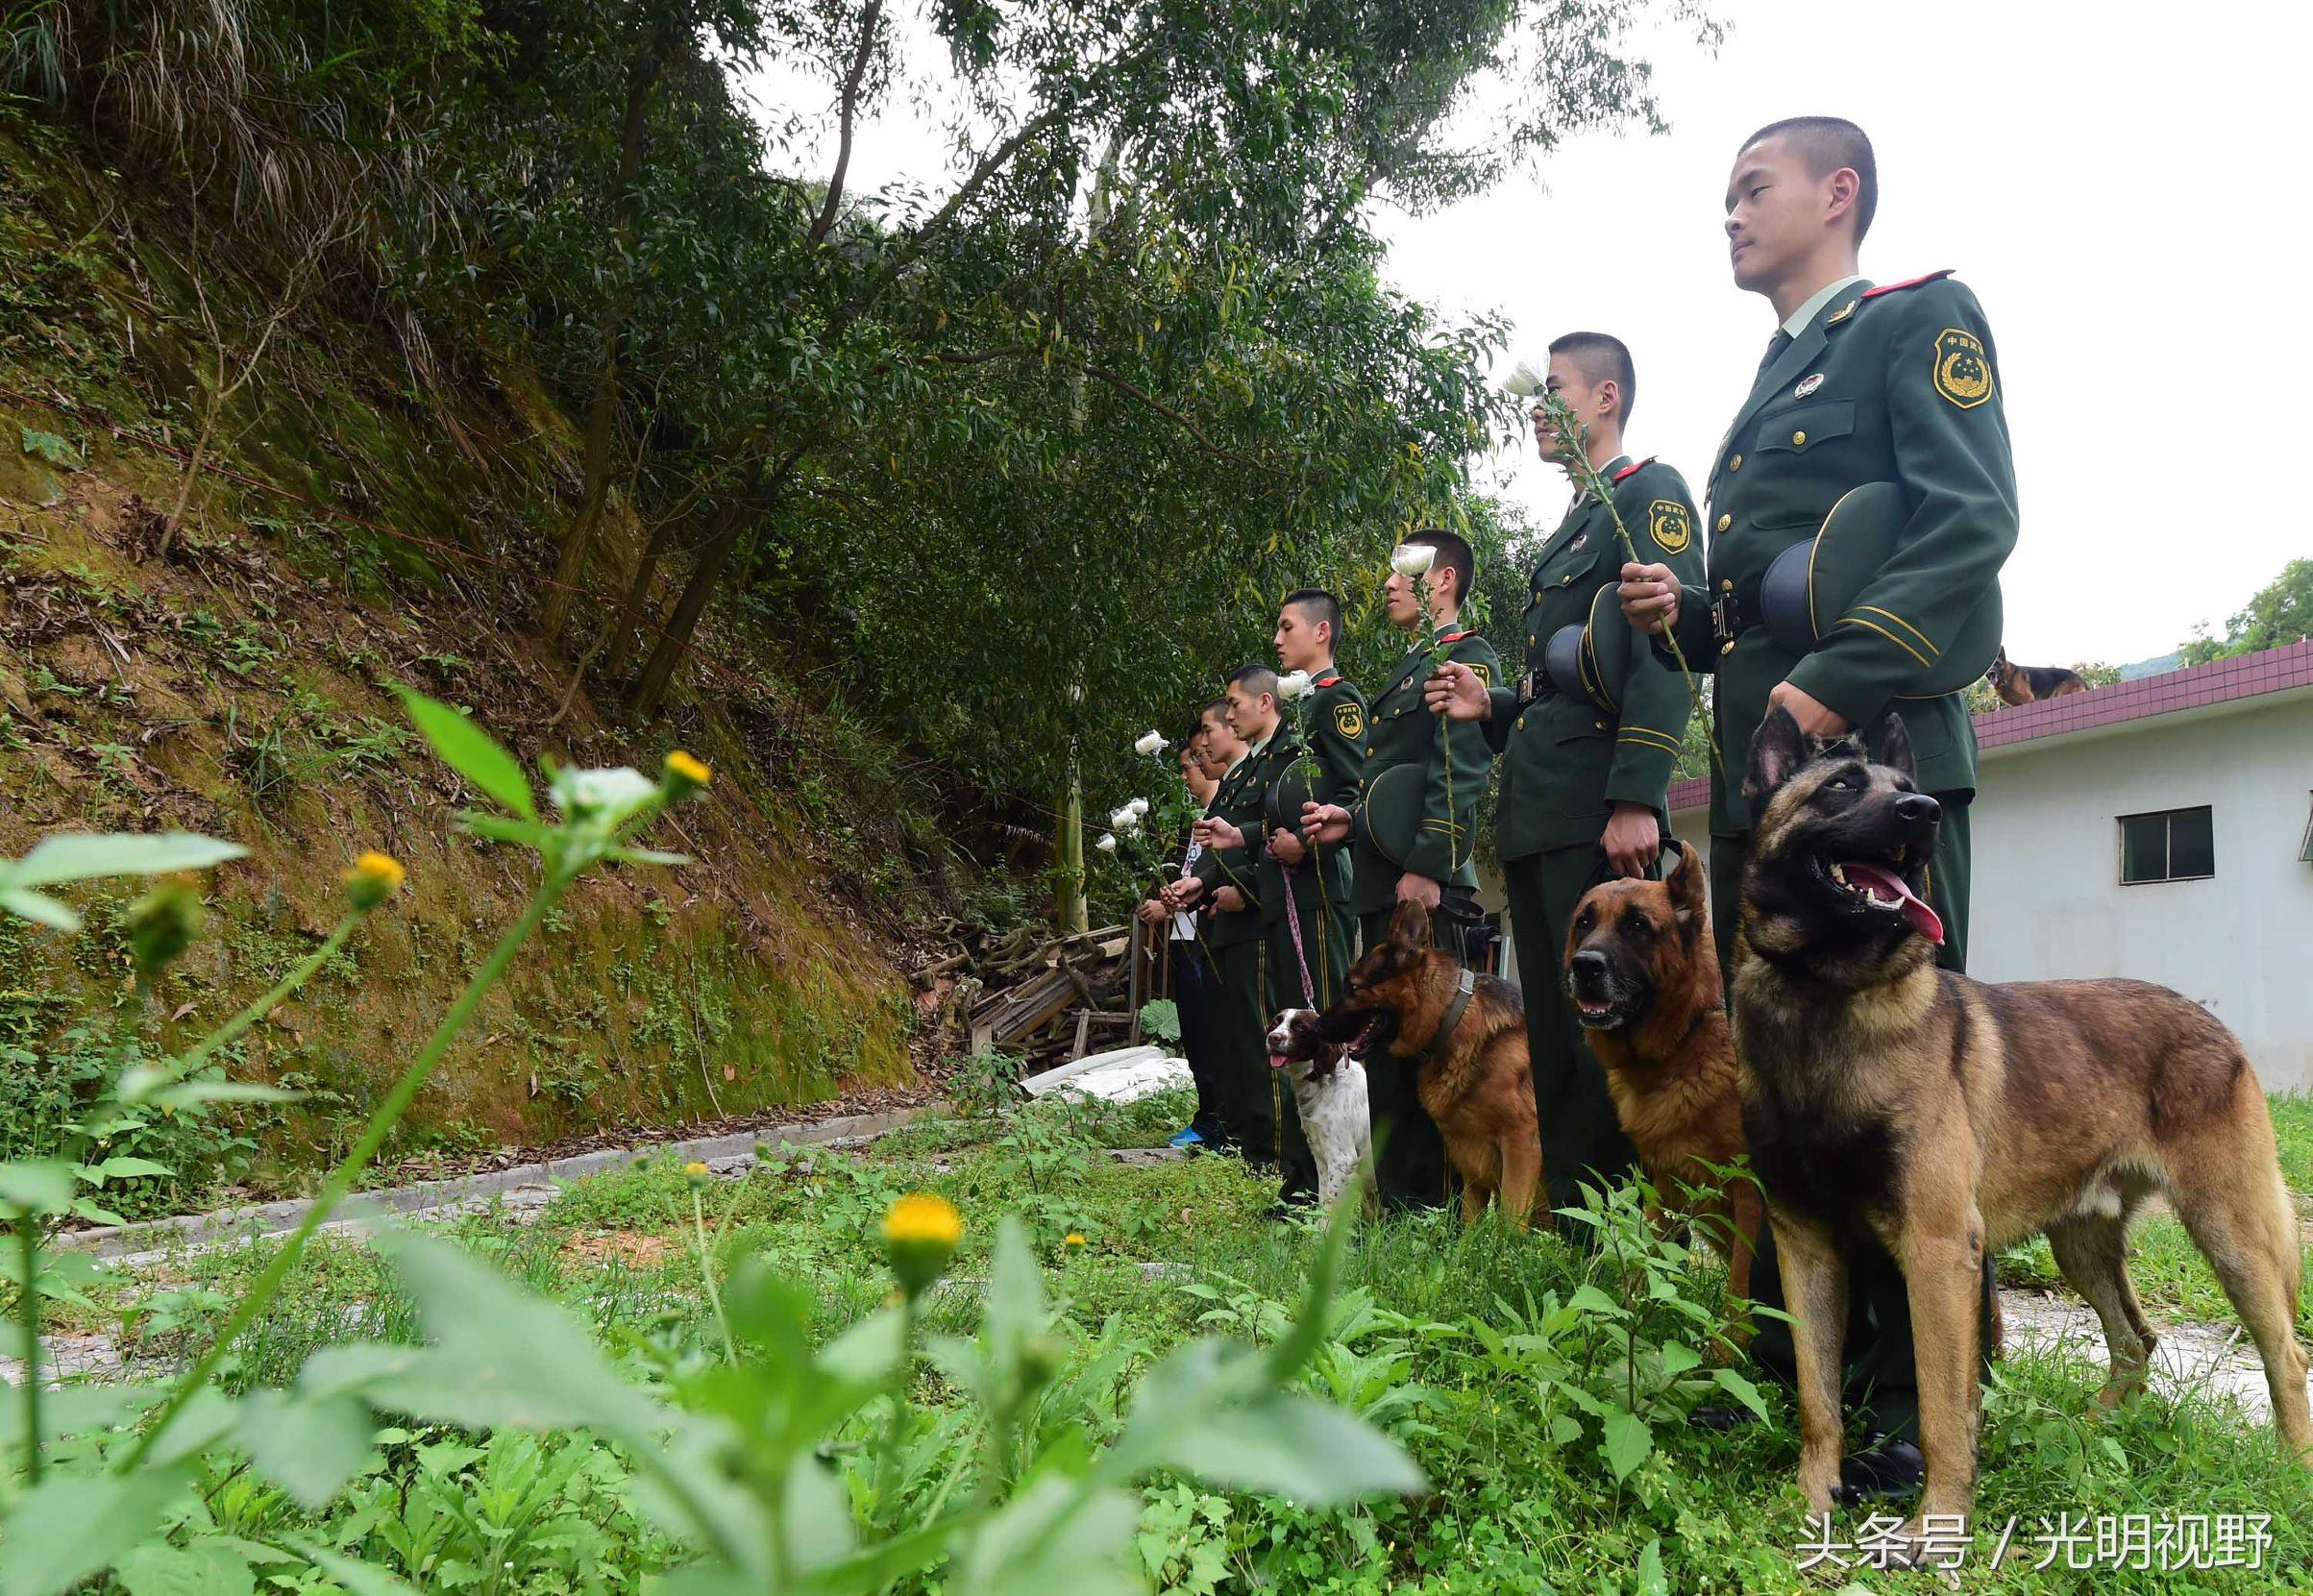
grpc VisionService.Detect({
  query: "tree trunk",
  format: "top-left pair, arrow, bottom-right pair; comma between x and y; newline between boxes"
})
540,40 -> 666,644
1056,752 -> 1088,934
603,499 -> 685,678
630,441 -> 809,719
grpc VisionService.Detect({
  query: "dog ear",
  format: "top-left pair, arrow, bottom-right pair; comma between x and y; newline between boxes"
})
1871,711 -> 1915,779
1744,705 -> 1809,804
1666,838 -> 1707,936
1388,898 -> 1431,953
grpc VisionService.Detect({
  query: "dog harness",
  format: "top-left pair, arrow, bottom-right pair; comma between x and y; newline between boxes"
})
1424,968 -> 1479,1066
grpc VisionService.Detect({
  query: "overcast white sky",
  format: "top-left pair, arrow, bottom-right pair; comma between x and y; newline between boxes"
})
749,0 -> 2313,667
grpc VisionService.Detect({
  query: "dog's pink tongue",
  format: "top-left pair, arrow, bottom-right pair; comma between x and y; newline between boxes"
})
1843,862 -> 1944,945
1267,1053 -> 1290,1071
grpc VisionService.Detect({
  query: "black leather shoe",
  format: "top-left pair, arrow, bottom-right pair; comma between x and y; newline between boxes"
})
1833,1432 -> 1925,1504
1686,1404 -> 1759,1433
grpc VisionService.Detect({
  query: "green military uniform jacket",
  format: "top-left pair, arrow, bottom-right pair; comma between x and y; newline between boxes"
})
1348,622 -> 1503,916
1485,455 -> 1704,859
1257,673 -> 1365,922
1190,749 -> 1270,948
1661,270 -> 2018,832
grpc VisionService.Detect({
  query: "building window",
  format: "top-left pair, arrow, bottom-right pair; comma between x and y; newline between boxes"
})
2119,806 -> 2215,884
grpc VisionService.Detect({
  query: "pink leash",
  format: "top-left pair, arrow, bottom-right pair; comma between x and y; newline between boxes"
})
1280,863 -> 1317,1005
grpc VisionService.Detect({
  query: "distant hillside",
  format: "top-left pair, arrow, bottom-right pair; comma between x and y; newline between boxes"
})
2120,651 -> 2182,681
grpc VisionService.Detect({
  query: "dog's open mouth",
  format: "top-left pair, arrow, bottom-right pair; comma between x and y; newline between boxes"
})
1827,852 -> 1944,945
1572,994 -> 1625,1029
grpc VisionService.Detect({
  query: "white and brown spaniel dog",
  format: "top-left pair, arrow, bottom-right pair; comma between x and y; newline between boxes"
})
1265,1008 -> 1373,1213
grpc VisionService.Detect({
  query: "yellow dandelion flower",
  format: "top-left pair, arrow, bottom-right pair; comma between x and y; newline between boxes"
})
663,749 -> 711,798
343,850 -> 406,911
1064,1233 -> 1086,1248
683,1160 -> 712,1188
882,1191 -> 962,1296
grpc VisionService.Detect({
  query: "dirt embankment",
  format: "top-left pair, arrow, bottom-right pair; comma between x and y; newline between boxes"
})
0,125 -> 947,1193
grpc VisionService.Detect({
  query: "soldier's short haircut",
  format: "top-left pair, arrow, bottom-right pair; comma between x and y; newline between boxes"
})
1740,115 -> 1877,242
1403,528 -> 1476,608
1200,697 -> 1230,728
1546,331 -> 1636,425
1182,714 -> 1209,747
1280,587 -> 1342,641
1226,664 -> 1280,701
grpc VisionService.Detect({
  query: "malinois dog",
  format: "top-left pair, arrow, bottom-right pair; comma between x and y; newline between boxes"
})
1736,705 -> 2311,1545
1563,840 -> 1762,1315
1986,645 -> 2088,706
1335,901 -> 1545,1225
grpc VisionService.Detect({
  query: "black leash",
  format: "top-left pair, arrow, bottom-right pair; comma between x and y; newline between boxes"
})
1423,967 -> 1478,1067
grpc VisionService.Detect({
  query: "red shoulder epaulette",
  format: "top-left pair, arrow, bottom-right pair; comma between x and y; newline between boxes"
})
1436,629 -> 1473,645
1314,674 -> 1341,688
1860,269 -> 1956,300
1612,456 -> 1654,483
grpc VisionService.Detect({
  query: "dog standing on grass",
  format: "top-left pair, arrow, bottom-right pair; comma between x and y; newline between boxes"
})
1735,704 -> 2311,1551
1562,841 -> 1762,1319
1329,900 -> 1546,1226
1264,1009 -> 1373,1213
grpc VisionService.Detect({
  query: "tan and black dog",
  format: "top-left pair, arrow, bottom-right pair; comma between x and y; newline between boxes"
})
1562,840 -> 1762,1316
1333,901 -> 1546,1225
1985,646 -> 2088,706
1735,704 -> 2311,1545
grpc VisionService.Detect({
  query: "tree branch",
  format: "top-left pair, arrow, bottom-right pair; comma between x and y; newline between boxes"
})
809,0 -> 884,246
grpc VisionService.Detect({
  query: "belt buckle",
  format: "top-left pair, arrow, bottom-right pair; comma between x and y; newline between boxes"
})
1710,590 -> 1737,649
1517,668 -> 1538,704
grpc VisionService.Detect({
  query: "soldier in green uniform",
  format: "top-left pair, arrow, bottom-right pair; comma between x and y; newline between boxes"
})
1619,116 -> 2017,1498
1303,529 -> 1501,1210
1164,700 -> 1253,1151
1425,331 -> 1703,1215
1172,667 -> 1314,1194
1262,589 -> 1364,1015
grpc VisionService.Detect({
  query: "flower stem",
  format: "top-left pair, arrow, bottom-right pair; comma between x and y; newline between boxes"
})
163,914 -> 364,1086
16,1215 -> 40,1485
118,873 -> 573,1471
691,1188 -> 735,1363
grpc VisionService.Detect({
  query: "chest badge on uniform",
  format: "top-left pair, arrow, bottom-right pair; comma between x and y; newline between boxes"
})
1570,534 -> 1588,552
1334,702 -> 1364,740
1933,328 -> 1994,408
1794,373 -> 1825,399
1648,500 -> 1693,554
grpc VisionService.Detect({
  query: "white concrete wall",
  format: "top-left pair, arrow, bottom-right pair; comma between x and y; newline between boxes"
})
1969,697 -> 2313,1093
1667,695 -> 2313,1093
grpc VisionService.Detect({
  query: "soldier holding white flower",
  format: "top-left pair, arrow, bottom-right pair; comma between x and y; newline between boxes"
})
1303,529 -> 1501,1210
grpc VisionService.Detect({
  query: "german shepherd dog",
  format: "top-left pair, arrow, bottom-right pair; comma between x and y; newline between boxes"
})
1563,840 -> 1762,1314
1334,901 -> 1546,1224
1737,705 -> 2311,1543
1986,645 -> 2088,706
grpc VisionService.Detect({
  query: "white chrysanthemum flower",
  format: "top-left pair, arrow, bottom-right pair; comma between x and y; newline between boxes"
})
1390,544 -> 1436,578
1095,833 -> 1118,853
1108,804 -> 1143,833
551,766 -> 658,824
1504,359 -> 1547,398
1124,798 -> 1150,820
1276,670 -> 1314,701
1134,730 -> 1168,756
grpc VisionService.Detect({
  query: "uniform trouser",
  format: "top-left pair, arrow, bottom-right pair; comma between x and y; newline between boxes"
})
1207,937 -> 1268,1155
1260,894 -> 1347,1200
1169,937 -> 1228,1142
1357,905 -> 1459,1212
1504,847 -> 1643,1215
1711,794 -> 1987,1441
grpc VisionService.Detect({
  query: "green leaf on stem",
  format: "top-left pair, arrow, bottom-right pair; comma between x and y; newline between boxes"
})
0,1162 -> 75,1216
394,687 -> 536,820
0,1464 -> 193,1596
6,833 -> 245,889
112,1541 -> 255,1596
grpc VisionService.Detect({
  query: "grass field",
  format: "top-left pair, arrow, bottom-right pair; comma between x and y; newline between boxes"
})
73,1090 -> 2313,1594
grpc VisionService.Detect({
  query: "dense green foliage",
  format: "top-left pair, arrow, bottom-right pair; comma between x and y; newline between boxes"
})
2183,558 -> 2313,666
1,0 -> 1717,830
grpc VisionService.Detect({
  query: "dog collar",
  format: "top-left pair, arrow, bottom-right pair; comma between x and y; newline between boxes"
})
1424,968 -> 1479,1067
